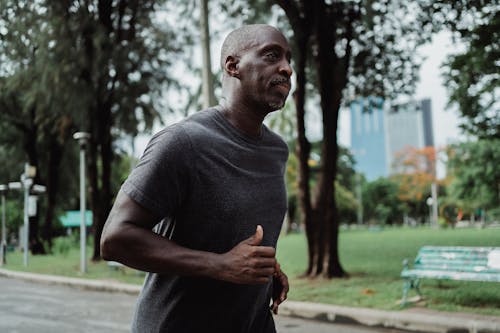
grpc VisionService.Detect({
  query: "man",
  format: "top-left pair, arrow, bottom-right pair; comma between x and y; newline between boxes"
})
101,24 -> 293,332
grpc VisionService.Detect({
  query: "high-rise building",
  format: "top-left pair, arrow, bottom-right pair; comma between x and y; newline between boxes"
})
350,97 -> 388,180
350,98 -> 434,180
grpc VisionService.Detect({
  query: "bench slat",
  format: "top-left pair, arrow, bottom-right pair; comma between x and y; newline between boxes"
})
402,269 -> 500,282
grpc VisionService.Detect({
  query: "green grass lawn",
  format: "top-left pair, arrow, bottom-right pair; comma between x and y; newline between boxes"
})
5,242 -> 145,285
276,226 -> 500,316
3,226 -> 500,316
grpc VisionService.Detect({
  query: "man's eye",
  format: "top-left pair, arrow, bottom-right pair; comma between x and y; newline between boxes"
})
265,51 -> 279,60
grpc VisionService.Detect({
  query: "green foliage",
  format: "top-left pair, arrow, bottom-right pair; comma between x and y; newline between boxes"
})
4,199 -> 23,233
424,0 -> 499,138
335,181 -> 358,224
52,236 -> 73,257
362,178 -> 405,225
111,153 -> 138,197
0,1 -> 186,250
446,139 -> 500,213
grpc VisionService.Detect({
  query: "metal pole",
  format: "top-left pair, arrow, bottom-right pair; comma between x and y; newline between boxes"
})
431,182 -> 438,227
80,145 -> 87,273
356,173 -> 363,225
74,132 -> 90,274
23,175 -> 30,267
1,193 -> 6,265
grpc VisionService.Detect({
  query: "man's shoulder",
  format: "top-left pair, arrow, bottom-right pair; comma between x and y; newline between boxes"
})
263,125 -> 289,153
177,107 -> 223,143
151,108 -> 216,144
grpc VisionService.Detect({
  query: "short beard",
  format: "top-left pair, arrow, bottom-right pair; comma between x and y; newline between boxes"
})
268,100 -> 285,111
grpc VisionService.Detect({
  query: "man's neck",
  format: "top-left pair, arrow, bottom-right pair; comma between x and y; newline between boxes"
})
219,100 -> 266,138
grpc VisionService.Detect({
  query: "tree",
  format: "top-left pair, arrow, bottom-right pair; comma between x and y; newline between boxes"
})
362,177 -> 404,225
390,146 -> 442,222
423,1 -> 499,139
0,1 -> 182,259
0,1 -> 61,253
446,139 -> 500,220
43,1 -> 182,260
272,1 -> 434,277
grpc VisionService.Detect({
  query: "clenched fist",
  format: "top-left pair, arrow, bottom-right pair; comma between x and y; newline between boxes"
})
217,225 -> 277,284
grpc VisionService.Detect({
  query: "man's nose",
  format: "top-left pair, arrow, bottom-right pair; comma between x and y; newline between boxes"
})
279,59 -> 292,78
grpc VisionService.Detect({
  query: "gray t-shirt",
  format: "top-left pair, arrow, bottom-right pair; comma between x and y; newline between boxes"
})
122,107 -> 289,333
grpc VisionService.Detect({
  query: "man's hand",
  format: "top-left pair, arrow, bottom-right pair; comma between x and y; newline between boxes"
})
270,262 -> 289,315
218,225 -> 277,284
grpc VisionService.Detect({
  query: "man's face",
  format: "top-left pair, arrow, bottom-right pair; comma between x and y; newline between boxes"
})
235,28 -> 293,112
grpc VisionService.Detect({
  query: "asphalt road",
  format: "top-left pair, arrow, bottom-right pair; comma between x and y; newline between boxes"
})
0,277 -> 409,333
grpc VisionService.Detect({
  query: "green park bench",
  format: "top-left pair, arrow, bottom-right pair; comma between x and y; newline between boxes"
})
107,260 -> 145,276
107,260 -> 125,270
401,246 -> 500,305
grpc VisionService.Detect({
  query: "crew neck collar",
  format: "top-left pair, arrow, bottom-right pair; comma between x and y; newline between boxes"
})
213,105 -> 265,143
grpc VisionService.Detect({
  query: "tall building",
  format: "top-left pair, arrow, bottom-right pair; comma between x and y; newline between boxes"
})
350,97 -> 388,180
350,98 -> 434,180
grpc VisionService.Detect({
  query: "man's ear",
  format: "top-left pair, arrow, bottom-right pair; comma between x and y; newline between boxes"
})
224,55 -> 240,78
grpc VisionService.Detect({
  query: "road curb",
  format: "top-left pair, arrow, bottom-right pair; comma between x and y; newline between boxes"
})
1,268 -> 499,333
280,301 -> 500,333
0,268 -> 141,295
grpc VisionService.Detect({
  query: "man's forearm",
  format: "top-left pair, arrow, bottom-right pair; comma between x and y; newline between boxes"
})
101,222 -> 221,278
101,222 -> 278,284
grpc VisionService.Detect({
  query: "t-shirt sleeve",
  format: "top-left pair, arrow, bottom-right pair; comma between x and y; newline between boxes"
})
121,124 -> 193,219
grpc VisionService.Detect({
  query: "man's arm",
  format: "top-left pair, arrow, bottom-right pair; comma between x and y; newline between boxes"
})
101,190 -> 277,284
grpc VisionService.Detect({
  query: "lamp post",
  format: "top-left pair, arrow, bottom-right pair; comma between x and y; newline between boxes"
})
21,164 -> 35,267
0,184 -> 7,265
431,182 -> 438,227
74,132 -> 90,274
351,149 -> 366,225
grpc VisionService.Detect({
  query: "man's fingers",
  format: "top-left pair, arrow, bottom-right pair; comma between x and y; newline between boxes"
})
280,289 -> 287,302
245,225 -> 263,246
271,300 -> 279,314
253,246 -> 276,258
254,257 -> 277,268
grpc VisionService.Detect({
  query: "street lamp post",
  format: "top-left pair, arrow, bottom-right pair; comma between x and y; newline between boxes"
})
21,164 -> 35,267
355,173 -> 363,225
351,149 -> 366,225
74,132 -> 90,274
0,184 -> 7,265
431,182 -> 439,227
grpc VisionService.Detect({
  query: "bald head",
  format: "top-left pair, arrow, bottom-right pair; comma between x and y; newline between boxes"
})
220,24 -> 284,71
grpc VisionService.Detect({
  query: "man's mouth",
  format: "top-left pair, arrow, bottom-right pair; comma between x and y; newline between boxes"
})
270,77 -> 291,91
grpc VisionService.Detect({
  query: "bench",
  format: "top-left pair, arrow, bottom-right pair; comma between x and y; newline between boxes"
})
107,260 -> 125,271
400,246 -> 500,305
107,260 -> 145,276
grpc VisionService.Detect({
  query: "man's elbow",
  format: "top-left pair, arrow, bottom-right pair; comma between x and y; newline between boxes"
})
100,222 -> 120,261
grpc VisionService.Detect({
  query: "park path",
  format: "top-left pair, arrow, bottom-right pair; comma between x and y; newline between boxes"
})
0,276 -> 411,333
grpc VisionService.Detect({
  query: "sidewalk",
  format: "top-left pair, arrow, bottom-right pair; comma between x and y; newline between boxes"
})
1,268 -> 499,333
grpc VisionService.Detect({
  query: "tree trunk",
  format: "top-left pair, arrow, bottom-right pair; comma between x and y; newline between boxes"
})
23,108 -> 46,255
92,103 -> 113,261
292,33 -> 314,276
277,0 -> 346,278
309,1 -> 346,278
200,0 -> 215,108
87,129 -> 102,261
42,138 -> 64,247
